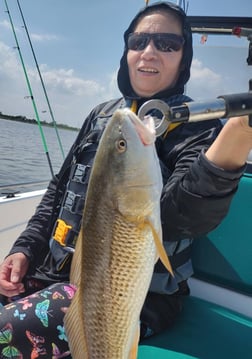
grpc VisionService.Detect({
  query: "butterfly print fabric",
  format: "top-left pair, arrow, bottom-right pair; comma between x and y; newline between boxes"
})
0,283 -> 76,358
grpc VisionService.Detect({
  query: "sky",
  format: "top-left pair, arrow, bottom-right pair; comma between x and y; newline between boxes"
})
0,0 -> 252,128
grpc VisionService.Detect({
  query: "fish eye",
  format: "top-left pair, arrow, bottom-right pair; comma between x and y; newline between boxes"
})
116,138 -> 127,152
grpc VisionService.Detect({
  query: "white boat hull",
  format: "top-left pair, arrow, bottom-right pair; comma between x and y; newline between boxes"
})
0,190 -> 45,263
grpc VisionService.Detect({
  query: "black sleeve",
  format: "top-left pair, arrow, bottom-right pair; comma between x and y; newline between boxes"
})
158,120 -> 244,241
8,175 -> 60,264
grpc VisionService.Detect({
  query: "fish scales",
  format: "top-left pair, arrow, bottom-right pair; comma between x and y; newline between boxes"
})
64,108 -> 172,359
79,211 -> 156,358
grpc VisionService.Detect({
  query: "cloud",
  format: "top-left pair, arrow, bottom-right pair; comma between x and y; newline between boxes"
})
29,65 -> 120,127
38,66 -> 105,96
0,39 -> 119,128
0,18 -> 59,42
0,19 -> 13,31
30,33 -> 59,42
1,38 -> 231,129
0,41 -> 20,76
187,58 -> 224,99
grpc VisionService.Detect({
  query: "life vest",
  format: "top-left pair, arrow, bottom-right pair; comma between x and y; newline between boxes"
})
49,99 -> 125,271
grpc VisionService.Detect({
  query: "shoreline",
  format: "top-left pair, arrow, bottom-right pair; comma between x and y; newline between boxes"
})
0,113 -> 79,132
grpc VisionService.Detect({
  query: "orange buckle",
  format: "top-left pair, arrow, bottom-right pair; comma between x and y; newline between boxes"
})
53,219 -> 72,246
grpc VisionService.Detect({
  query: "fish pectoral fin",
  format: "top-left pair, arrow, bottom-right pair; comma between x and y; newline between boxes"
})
128,323 -> 140,359
149,221 -> 174,277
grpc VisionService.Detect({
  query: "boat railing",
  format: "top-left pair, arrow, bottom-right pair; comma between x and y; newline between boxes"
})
0,180 -> 49,199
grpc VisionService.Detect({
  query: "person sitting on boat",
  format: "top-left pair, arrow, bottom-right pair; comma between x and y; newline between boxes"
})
0,1 -> 251,357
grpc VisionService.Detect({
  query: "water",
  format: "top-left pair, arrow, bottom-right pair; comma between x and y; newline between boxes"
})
0,119 -> 78,193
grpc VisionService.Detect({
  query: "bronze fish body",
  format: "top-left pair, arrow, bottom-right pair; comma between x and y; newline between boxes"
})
64,108 -> 173,359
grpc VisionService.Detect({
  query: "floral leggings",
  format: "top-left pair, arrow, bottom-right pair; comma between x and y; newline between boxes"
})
0,282 -> 77,359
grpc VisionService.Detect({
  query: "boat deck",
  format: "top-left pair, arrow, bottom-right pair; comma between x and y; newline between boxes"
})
0,190 -> 45,262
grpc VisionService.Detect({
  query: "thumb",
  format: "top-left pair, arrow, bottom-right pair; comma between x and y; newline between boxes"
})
10,262 -> 23,284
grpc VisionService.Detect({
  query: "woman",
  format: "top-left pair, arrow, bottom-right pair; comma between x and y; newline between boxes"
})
0,2 -> 251,357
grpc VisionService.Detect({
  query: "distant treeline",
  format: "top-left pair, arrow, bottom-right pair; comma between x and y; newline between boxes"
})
0,112 -> 79,131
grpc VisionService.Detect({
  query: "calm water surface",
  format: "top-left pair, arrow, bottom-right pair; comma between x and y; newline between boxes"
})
0,119 -> 78,193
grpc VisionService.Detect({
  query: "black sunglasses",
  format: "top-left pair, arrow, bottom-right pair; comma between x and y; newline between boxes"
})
127,32 -> 185,52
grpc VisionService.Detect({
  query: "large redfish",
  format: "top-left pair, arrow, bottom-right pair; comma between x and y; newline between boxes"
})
64,108 -> 173,359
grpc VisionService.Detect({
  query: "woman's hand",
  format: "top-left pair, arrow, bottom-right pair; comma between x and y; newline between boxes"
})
0,252 -> 29,298
206,116 -> 252,170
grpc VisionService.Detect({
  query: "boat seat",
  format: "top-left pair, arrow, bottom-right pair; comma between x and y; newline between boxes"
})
138,171 -> 252,358
139,296 -> 252,358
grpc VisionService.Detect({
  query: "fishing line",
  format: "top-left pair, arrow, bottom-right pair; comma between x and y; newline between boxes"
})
4,0 -> 54,178
16,0 -> 65,160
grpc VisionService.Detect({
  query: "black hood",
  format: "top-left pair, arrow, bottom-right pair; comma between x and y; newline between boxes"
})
117,1 -> 193,101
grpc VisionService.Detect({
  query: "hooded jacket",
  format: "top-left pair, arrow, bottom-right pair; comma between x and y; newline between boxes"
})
9,2 -> 243,305
117,1 -> 193,101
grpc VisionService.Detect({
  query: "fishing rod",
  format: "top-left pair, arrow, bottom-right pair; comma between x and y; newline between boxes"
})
4,0 -> 54,177
16,0 -> 65,160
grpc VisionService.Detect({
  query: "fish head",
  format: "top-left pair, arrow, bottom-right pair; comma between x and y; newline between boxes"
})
94,108 -> 163,220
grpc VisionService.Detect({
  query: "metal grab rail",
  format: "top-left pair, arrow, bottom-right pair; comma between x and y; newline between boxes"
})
138,82 -> 252,136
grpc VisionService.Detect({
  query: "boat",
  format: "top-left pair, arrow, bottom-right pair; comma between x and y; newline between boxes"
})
1,11 -> 252,359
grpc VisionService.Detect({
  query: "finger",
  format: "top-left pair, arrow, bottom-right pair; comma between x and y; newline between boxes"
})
0,278 -> 24,297
0,287 -> 24,298
0,262 -> 21,284
0,262 -> 13,282
9,258 -> 27,284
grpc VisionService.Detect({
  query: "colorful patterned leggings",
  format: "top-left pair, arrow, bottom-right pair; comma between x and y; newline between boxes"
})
0,281 -> 162,358
0,282 -> 76,359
